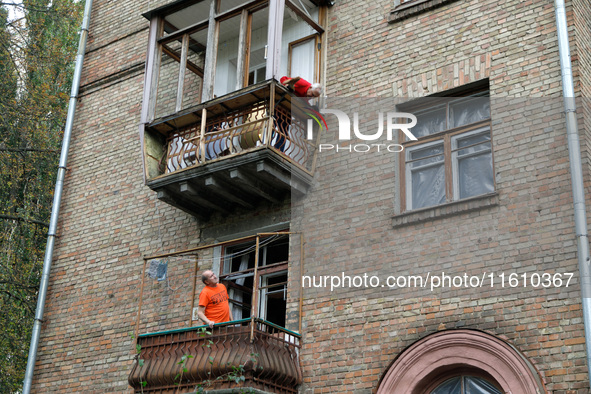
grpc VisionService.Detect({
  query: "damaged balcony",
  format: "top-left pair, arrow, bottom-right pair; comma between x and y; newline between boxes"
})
128,318 -> 302,394
142,80 -> 319,220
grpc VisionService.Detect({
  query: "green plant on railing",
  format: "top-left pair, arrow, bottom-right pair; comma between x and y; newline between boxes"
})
197,326 -> 214,348
130,332 -> 148,393
175,354 -> 195,393
194,353 -> 261,394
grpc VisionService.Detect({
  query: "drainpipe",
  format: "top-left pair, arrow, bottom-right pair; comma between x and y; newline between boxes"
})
554,0 -> 591,377
22,0 -> 93,392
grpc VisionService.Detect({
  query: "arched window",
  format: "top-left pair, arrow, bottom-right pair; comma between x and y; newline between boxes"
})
431,375 -> 502,394
377,330 -> 546,394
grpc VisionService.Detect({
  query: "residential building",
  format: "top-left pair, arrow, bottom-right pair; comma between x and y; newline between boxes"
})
29,0 -> 591,392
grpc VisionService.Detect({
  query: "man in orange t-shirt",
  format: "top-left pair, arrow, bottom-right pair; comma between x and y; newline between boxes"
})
197,270 -> 233,328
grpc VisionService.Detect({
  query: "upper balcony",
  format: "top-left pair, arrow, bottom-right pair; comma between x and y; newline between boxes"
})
143,80 -> 318,220
139,0 -> 329,220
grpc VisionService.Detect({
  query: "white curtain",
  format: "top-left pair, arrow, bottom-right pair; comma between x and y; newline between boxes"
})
229,254 -> 249,320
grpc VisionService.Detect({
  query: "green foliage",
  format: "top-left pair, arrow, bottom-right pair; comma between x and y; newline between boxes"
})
0,1 -> 83,392
195,353 -> 261,394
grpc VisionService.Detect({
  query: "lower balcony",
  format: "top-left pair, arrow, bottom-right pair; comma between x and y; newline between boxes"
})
142,80 -> 319,220
128,318 -> 302,394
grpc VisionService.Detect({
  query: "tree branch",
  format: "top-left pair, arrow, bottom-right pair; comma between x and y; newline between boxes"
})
0,214 -> 49,227
0,147 -> 58,153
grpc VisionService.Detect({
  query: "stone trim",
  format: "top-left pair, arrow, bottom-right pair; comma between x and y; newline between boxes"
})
392,192 -> 499,228
377,329 -> 547,394
388,0 -> 462,23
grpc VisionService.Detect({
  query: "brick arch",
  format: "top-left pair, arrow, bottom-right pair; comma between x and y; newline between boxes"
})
377,329 -> 546,394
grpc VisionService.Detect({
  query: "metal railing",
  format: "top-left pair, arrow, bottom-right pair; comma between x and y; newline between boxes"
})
160,81 -> 316,175
129,318 -> 302,394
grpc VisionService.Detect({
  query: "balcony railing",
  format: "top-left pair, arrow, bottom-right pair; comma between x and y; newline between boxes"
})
128,318 -> 302,394
142,80 -> 319,219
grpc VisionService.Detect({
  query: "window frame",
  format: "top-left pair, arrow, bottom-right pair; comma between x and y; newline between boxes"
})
427,372 -> 504,394
142,0 -> 325,125
399,84 -> 494,212
219,233 -> 290,327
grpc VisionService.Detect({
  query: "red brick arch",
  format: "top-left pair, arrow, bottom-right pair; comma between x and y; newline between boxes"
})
377,329 -> 547,394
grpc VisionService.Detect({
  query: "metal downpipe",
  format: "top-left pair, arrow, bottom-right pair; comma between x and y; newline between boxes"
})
554,0 -> 591,378
22,0 -> 93,391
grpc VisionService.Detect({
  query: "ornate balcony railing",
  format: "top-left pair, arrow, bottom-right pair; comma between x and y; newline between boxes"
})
128,318 -> 302,394
142,80 -> 319,220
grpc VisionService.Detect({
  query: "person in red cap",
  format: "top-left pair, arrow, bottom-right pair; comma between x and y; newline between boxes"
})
280,76 -> 322,98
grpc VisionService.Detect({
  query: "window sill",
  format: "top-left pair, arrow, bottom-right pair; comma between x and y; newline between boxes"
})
388,0 -> 461,23
392,192 -> 499,228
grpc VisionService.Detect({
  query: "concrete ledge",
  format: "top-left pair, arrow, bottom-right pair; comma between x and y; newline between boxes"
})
392,192 -> 499,228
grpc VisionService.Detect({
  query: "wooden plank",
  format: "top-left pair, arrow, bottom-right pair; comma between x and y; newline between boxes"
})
266,81 -> 275,145
201,0 -> 218,102
199,108 -> 207,162
243,12 -> 254,88
204,176 -> 255,208
159,19 -> 208,49
235,9 -> 249,91
229,168 -> 280,203
176,34 -> 189,112
256,160 -> 308,195
162,44 -> 204,77
189,256 -> 199,324
146,17 -> 164,124
285,0 -> 324,34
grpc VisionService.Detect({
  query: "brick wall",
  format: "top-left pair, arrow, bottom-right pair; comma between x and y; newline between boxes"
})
31,0 -> 591,393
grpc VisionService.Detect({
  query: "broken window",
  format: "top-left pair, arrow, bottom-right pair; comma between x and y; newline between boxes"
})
142,0 -> 324,124
220,233 -> 289,327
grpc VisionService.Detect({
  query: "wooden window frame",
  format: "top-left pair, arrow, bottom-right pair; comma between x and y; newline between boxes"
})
399,85 -> 494,212
219,233 -> 290,324
143,0 -> 325,124
287,34 -> 320,83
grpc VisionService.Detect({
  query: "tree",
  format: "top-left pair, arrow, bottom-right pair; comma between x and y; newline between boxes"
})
0,1 -> 82,391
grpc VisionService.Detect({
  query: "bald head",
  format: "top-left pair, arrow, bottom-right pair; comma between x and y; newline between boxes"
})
201,270 -> 218,286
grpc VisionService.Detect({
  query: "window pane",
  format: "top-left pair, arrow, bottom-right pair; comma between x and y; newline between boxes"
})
464,376 -> 502,394
458,151 -> 494,199
411,164 -> 445,209
456,131 -> 491,149
450,96 -> 490,128
183,36 -> 206,110
431,377 -> 462,394
281,4 -> 318,79
411,105 -> 447,138
155,41 -> 183,118
261,272 -> 287,327
247,8 -> 269,87
458,142 -> 491,157
289,38 -> 316,83
407,143 -> 445,210
409,143 -> 444,163
214,14 -> 241,97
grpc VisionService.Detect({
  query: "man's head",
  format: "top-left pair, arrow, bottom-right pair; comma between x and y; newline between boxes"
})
307,83 -> 322,97
201,270 -> 218,286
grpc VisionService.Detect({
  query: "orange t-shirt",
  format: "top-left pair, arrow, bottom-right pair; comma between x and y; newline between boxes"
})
199,283 -> 231,324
